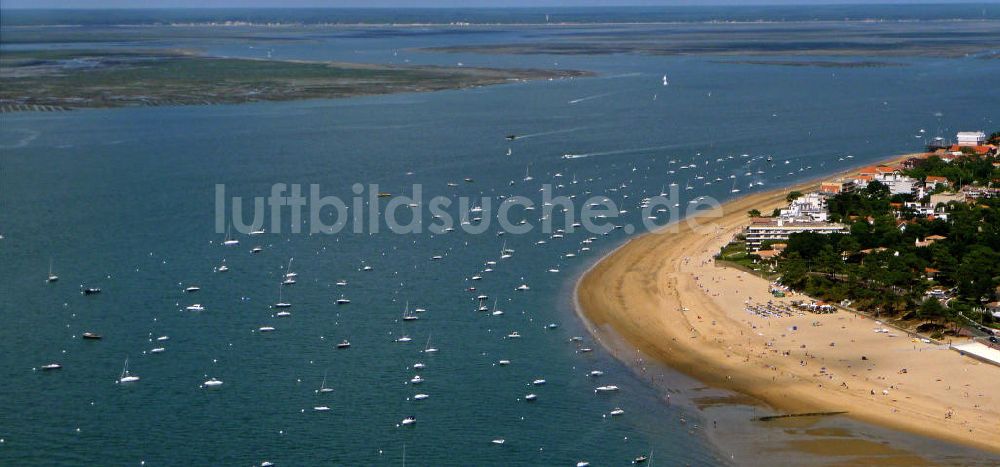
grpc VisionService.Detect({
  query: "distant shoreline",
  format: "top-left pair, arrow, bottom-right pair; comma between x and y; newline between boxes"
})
5,19 -> 1000,28
0,50 -> 590,112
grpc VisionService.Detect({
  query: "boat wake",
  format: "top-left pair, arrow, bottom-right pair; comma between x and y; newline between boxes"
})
561,143 -> 685,160
516,126 -> 590,140
568,92 -> 619,104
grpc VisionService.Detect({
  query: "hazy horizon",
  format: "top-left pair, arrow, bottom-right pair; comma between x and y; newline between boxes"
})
3,0 -> 997,10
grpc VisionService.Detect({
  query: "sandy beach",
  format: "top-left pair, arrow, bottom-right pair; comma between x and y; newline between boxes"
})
577,154 -> 1000,454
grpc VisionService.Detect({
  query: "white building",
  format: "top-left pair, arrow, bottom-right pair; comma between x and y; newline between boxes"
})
956,131 -> 986,147
873,172 -> 917,195
779,193 -> 830,222
744,218 -> 847,251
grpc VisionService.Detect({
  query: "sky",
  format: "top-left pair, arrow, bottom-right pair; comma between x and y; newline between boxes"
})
2,0 -> 993,9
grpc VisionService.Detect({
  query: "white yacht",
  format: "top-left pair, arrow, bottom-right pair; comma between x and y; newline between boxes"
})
186,304 -> 205,311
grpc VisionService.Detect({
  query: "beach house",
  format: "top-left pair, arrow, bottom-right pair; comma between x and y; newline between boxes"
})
956,131 -> 986,147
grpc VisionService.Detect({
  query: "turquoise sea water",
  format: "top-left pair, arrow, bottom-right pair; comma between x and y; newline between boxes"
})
2,9 -> 999,466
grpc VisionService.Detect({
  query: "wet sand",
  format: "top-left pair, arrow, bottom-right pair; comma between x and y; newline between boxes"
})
576,154 -> 1000,455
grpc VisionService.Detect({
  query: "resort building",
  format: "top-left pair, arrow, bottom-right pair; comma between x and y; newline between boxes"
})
744,218 -> 848,251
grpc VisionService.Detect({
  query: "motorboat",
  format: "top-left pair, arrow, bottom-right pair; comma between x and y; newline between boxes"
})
203,378 -> 223,387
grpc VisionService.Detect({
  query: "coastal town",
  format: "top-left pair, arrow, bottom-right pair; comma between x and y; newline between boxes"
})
718,130 -> 1000,366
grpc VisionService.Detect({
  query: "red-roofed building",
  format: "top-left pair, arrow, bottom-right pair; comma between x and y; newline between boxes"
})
925,176 -> 949,188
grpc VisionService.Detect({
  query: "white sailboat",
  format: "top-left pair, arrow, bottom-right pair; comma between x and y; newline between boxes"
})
500,240 -> 512,259
118,358 -> 139,383
402,301 -> 418,321
423,334 -> 438,353
222,223 -> 239,246
317,370 -> 334,393
523,165 -> 533,182
274,284 -> 291,308
46,258 -> 58,283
